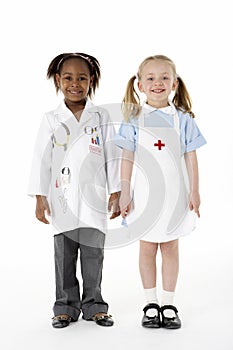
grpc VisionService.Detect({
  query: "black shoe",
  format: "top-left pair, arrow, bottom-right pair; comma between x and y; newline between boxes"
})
141,303 -> 161,328
160,305 -> 181,329
92,313 -> 114,327
52,314 -> 72,328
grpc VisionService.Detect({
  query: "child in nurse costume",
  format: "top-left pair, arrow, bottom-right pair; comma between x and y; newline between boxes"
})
115,55 -> 206,329
28,53 -> 121,328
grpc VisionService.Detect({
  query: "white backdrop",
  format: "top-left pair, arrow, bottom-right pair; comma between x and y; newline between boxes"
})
1,0 -> 233,349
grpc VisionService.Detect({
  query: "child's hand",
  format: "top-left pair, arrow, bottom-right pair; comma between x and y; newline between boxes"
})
36,195 -> 51,224
189,192 -> 200,218
119,192 -> 132,218
108,192 -> 121,219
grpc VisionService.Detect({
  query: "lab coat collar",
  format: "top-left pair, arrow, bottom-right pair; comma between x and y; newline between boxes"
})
54,98 -> 98,121
142,99 -> 177,116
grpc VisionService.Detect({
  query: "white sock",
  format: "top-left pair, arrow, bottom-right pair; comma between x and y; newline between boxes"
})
144,287 -> 159,317
161,290 -> 176,318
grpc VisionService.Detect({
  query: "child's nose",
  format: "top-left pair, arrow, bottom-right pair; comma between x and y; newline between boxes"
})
154,79 -> 163,85
72,80 -> 80,86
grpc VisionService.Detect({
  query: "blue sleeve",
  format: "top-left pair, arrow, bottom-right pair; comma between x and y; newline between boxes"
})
180,113 -> 207,154
114,120 -> 138,152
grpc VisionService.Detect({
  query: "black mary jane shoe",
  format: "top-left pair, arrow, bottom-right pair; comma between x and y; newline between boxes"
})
52,314 -> 72,329
160,305 -> 181,329
141,303 -> 161,328
92,313 -> 114,327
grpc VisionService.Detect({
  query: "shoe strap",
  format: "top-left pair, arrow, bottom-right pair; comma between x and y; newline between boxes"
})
93,314 -> 112,321
143,303 -> 160,314
160,305 -> 178,314
52,314 -> 71,321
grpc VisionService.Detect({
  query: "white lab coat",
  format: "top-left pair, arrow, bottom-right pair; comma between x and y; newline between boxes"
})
28,99 -> 120,235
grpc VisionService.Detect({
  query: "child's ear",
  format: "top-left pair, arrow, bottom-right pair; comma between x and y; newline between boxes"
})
172,79 -> 178,91
90,75 -> 94,87
138,81 -> 144,93
55,73 -> 60,88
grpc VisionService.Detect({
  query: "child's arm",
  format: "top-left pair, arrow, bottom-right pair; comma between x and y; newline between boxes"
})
100,109 -> 122,219
120,149 -> 134,218
28,117 -> 53,193
184,150 -> 200,217
35,195 -> 51,224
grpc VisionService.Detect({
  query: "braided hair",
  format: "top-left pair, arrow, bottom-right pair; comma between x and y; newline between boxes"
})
47,52 -> 101,98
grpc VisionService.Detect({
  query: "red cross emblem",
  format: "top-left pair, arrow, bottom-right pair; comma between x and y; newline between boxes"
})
154,139 -> 165,150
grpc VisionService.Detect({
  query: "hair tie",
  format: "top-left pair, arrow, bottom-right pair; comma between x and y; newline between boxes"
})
56,53 -> 93,72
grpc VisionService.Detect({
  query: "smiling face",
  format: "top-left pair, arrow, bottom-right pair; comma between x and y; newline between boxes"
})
138,59 -> 178,109
55,58 -> 93,112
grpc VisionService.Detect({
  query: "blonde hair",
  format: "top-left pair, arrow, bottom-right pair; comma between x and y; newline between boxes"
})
122,55 -> 195,121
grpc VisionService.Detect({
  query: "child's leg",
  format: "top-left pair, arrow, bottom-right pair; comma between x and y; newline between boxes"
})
160,239 -> 179,294
139,240 -> 159,309
79,228 -> 108,321
53,232 -> 81,321
139,240 -> 160,324
139,240 -> 159,290
160,239 -> 180,319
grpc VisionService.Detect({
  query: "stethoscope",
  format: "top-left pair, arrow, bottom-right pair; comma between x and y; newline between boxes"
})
52,124 -> 98,151
52,122 -> 70,151
84,126 -> 98,135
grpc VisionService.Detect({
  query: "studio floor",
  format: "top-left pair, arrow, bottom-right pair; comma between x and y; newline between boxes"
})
2,221 -> 233,350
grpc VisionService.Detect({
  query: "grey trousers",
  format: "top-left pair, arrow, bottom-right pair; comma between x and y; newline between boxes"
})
53,228 -> 108,321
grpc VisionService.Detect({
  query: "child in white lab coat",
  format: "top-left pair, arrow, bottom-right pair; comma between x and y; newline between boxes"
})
28,52 -> 120,328
115,55 -> 206,329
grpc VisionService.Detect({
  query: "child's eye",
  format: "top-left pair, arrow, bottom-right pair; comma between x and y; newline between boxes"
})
147,77 -> 153,81
163,76 -> 169,80
78,77 -> 88,81
64,76 -> 72,81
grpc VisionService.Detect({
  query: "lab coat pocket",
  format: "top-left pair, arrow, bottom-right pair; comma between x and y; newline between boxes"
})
79,183 -> 107,230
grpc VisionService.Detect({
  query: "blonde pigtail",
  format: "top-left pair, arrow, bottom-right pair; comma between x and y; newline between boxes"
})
173,76 -> 195,118
122,76 -> 141,122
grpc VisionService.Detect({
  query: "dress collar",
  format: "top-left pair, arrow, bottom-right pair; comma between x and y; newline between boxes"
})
142,99 -> 176,116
